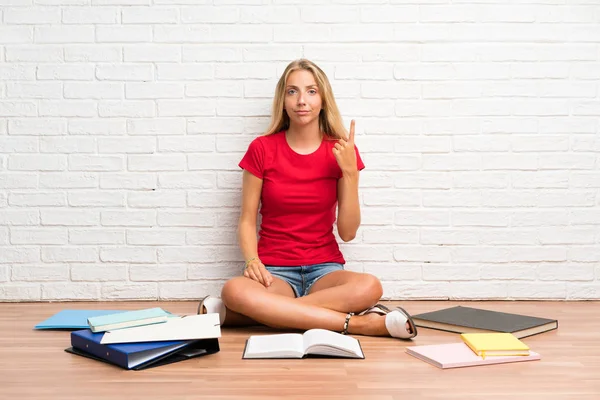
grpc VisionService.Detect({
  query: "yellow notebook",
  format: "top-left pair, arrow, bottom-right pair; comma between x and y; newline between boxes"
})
460,333 -> 530,359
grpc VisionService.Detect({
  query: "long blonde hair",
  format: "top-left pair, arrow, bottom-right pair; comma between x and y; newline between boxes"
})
264,59 -> 347,140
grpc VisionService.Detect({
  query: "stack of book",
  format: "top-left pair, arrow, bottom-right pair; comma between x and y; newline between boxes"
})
62,308 -> 221,370
405,306 -> 558,369
407,332 -> 540,369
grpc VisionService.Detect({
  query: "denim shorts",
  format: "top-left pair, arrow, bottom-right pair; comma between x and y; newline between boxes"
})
265,262 -> 344,298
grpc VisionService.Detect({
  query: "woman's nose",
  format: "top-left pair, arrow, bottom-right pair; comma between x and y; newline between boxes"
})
297,93 -> 306,105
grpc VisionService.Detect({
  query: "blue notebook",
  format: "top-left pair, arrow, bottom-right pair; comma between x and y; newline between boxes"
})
34,310 -> 125,330
87,307 -> 169,332
66,329 -> 220,370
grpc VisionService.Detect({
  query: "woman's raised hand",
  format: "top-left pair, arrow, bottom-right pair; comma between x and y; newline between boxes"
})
332,119 -> 358,175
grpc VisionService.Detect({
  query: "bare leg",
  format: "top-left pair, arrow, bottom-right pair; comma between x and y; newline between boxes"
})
217,276 -> 296,326
301,270 -> 413,335
298,270 -> 383,313
222,271 -> 380,322
220,276 -> 392,336
218,308 -> 255,327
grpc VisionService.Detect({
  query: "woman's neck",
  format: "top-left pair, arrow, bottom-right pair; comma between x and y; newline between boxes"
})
285,123 -> 323,154
286,123 -> 322,146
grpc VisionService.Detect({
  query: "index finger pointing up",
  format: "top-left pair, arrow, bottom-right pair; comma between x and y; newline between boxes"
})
349,119 -> 355,143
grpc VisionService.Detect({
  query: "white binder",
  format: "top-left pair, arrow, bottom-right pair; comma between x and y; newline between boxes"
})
100,313 -> 221,344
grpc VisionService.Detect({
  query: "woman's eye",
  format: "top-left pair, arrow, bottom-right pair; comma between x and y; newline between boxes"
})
287,89 -> 296,95
308,89 -> 317,94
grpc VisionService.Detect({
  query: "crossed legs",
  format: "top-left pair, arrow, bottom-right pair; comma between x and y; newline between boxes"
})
218,271 -> 411,337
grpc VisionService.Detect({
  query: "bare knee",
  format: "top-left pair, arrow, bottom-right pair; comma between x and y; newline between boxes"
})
221,277 -> 263,314
353,273 -> 383,310
221,277 -> 250,312
221,277 -> 288,329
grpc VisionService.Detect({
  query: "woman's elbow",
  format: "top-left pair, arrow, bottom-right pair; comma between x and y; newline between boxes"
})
337,219 -> 360,242
339,231 -> 356,242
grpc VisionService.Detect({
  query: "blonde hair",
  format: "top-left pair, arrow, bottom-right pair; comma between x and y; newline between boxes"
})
264,59 -> 347,140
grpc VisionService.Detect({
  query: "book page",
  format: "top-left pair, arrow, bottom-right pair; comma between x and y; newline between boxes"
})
244,334 -> 304,359
302,329 -> 363,358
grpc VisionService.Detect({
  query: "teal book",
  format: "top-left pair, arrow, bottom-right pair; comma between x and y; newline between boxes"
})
34,310 -> 125,330
87,307 -> 169,333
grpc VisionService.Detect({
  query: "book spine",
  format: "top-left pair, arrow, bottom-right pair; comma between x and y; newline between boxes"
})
461,340 -> 484,358
71,333 -> 129,369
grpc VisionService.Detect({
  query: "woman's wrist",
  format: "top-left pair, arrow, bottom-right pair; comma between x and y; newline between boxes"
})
244,256 -> 260,268
341,169 -> 359,180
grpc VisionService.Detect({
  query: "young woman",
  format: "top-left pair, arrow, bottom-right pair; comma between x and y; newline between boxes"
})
199,59 -> 417,339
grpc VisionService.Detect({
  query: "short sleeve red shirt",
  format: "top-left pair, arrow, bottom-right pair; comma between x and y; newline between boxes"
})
239,131 -> 365,266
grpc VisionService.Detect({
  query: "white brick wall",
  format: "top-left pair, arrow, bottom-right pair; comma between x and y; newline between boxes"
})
1,1 -> 599,301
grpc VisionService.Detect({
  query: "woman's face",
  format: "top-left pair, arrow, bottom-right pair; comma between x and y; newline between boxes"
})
284,69 -> 322,128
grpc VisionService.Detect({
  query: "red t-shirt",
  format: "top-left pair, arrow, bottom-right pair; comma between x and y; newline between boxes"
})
239,131 -> 365,266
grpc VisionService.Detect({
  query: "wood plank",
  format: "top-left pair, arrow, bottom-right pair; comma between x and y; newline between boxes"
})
0,301 -> 598,400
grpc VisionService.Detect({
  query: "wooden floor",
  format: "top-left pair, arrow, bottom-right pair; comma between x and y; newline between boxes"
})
1,301 -> 599,400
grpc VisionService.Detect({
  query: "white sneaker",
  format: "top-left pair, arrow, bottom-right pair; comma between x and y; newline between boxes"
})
197,295 -> 227,325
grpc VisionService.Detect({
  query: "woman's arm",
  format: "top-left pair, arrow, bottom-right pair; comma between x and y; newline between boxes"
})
238,171 -> 261,261
333,120 -> 361,242
237,170 -> 272,286
336,171 -> 361,242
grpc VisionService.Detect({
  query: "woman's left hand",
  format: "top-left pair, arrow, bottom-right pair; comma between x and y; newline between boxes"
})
332,119 -> 358,175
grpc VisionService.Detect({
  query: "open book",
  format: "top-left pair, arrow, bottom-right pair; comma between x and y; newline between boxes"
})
243,329 -> 364,359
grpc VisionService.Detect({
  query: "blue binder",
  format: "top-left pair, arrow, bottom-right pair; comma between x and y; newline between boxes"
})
66,329 -> 220,370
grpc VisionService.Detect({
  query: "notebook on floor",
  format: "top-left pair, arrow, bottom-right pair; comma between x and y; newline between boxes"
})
460,332 -> 530,358
406,342 -> 541,369
87,307 -> 170,333
34,310 -> 125,330
411,306 -> 558,338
